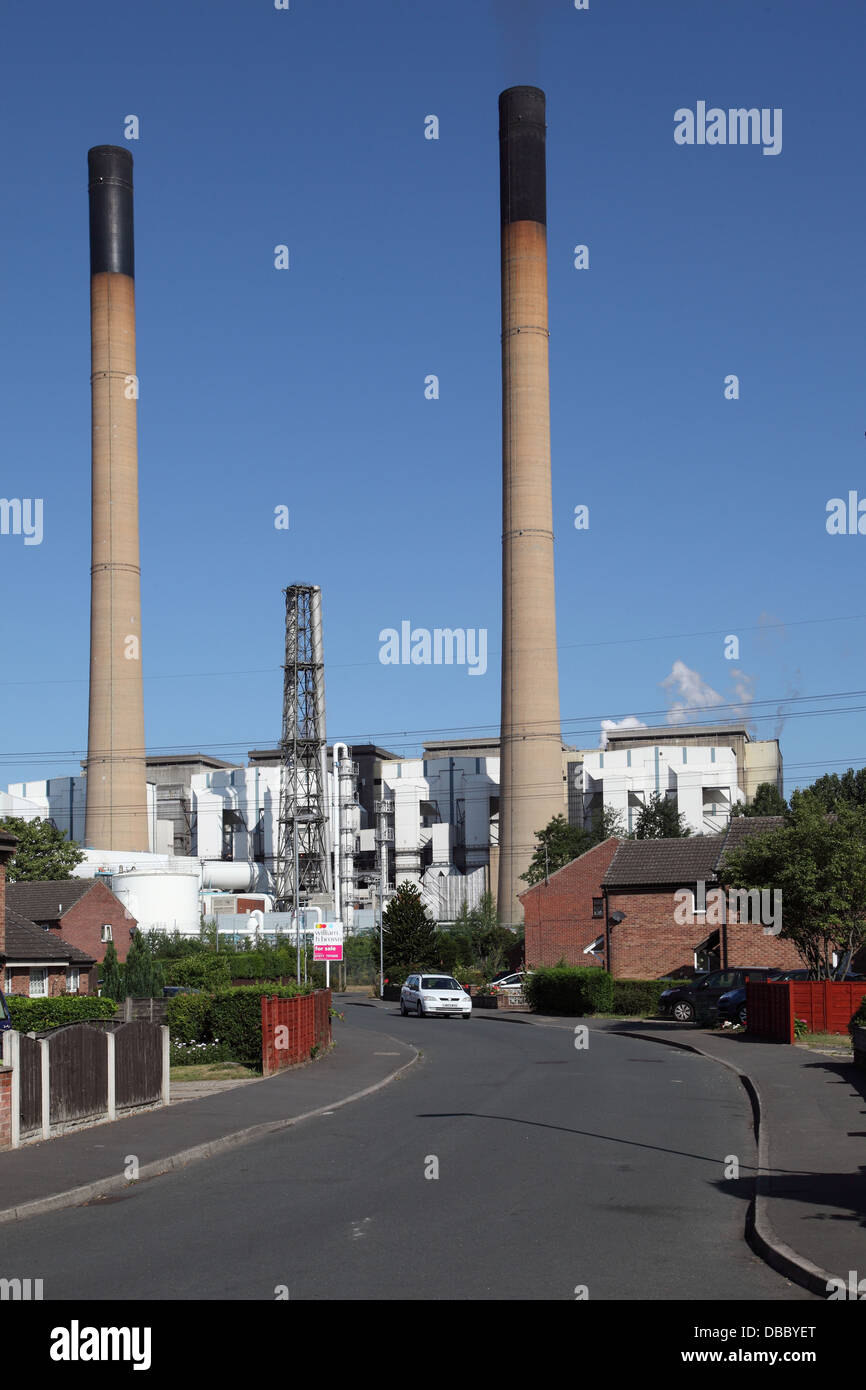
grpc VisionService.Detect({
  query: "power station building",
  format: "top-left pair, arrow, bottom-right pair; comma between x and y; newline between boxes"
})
2,725 -> 781,929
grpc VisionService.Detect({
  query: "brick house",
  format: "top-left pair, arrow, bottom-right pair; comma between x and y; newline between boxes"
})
4,908 -> 96,997
601,818 -> 803,979
0,835 -> 97,996
5,879 -> 137,966
519,838 -> 621,969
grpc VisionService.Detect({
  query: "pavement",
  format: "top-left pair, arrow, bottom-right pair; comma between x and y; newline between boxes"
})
0,1018 -> 417,1223
477,1009 -> 866,1298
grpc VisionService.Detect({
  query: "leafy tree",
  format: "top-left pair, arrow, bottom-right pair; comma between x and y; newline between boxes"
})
379,881 -> 437,978
718,797 -> 866,978
122,930 -> 165,999
521,807 -> 624,887
0,817 -> 85,882
731,782 -> 788,818
790,768 -> 866,815
100,940 -> 123,1001
587,804 -> 626,845
632,793 -> 691,840
467,891 -> 515,978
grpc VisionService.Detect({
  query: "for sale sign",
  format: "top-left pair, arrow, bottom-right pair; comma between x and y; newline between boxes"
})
313,921 -> 344,961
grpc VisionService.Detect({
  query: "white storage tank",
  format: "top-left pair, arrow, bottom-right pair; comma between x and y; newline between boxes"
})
111,869 -> 201,936
200,861 -> 257,893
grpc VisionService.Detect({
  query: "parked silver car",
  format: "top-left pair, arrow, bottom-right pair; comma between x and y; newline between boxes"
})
400,974 -> 472,1018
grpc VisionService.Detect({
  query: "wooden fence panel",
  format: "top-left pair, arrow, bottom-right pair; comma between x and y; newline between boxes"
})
48,1024 -> 108,1125
114,1021 -> 163,1108
18,1033 -> 42,1134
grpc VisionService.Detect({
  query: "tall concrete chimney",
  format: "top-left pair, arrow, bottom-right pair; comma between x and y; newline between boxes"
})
497,88 -> 563,924
84,146 -> 148,851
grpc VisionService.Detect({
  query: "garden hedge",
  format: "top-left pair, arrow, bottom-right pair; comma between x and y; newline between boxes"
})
524,967 -> 613,1015
611,979 -> 676,1016
5,995 -> 118,1033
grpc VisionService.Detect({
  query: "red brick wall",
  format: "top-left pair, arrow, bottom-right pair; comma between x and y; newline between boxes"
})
52,880 -> 138,964
520,839 -> 620,969
0,1068 -> 10,1151
605,887 -> 803,979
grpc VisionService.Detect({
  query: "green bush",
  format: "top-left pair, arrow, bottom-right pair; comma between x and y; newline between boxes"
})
849,997 -> 866,1036
6,995 -> 118,1033
524,967 -> 613,1016
166,984 -> 314,1071
163,954 -> 232,989
164,991 -> 213,1046
229,947 -> 297,981
612,979 -> 674,1016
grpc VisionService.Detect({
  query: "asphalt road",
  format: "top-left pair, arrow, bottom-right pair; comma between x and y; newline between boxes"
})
0,1003 -> 814,1300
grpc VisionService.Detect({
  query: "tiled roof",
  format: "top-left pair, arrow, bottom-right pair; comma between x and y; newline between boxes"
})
713,816 -> 785,871
603,835 -> 726,888
6,879 -> 96,923
4,907 -> 95,965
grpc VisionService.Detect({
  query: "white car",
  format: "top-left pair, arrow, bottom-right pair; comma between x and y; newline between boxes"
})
489,971 -> 526,992
400,973 -> 472,1019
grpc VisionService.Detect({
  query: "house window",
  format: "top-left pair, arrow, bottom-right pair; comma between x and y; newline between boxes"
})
66,967 -> 80,994
592,898 -> 604,919
101,924 -> 113,943
29,969 -> 48,998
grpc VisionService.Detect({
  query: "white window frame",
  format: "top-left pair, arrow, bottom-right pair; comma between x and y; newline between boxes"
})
66,966 -> 80,993
29,969 -> 48,999
101,924 -> 113,943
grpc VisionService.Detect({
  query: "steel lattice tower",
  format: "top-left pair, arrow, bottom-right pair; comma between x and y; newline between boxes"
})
275,585 -> 332,910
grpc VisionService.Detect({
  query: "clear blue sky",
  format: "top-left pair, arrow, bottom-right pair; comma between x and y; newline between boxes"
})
0,0 -> 863,796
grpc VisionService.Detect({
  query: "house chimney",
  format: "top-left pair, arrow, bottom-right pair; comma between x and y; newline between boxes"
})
497,87 -> 564,924
84,146 -> 148,851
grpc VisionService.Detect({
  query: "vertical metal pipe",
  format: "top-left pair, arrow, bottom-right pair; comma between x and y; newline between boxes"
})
497,88 -> 564,924
84,146 -> 148,850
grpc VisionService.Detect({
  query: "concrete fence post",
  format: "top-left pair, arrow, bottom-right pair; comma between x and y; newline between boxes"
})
160,1025 -> 170,1106
106,1030 -> 116,1121
3,1031 -> 20,1149
39,1038 -> 50,1140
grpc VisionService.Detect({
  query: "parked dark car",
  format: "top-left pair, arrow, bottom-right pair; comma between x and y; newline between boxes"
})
773,969 -> 865,982
0,988 -> 10,1033
717,986 -> 748,1026
660,967 -> 782,1023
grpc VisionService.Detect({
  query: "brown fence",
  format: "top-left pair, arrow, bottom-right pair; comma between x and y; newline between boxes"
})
49,1024 -> 109,1126
261,990 -> 332,1076
747,980 -> 866,1042
114,997 -> 168,1025
2,1019 -> 167,1146
114,1020 -> 164,1109
18,1032 -> 42,1136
